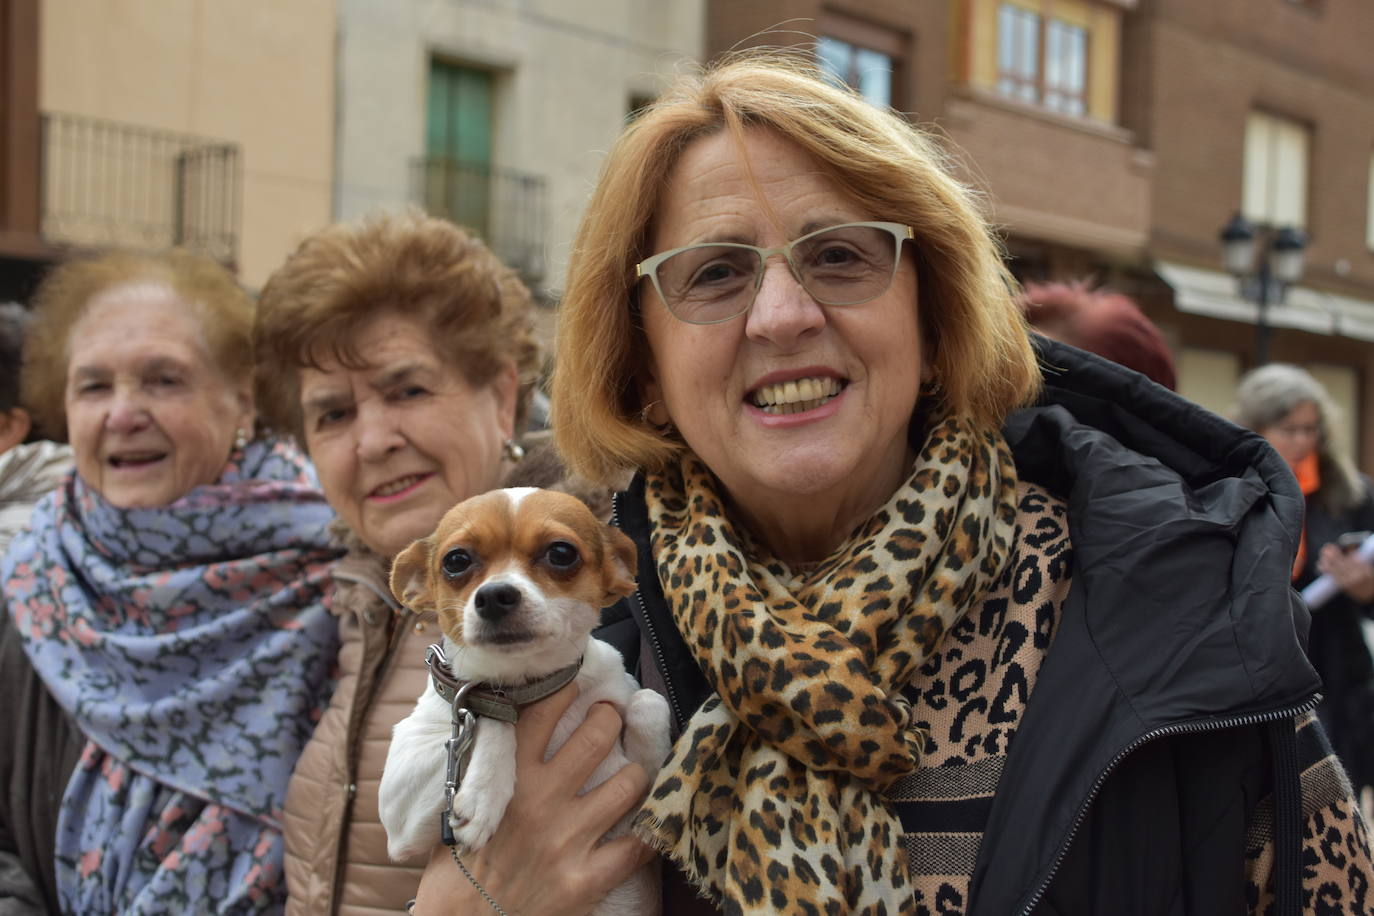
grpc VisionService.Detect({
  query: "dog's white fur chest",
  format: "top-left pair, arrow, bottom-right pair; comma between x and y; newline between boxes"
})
379,637 -> 670,914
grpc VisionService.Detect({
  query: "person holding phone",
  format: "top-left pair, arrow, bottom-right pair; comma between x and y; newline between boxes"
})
1235,363 -> 1374,800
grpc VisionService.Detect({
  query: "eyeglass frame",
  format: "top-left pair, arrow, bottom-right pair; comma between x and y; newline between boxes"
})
1265,421 -> 1322,440
634,220 -> 915,325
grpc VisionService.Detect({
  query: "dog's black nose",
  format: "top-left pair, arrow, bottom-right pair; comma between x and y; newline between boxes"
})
474,582 -> 521,621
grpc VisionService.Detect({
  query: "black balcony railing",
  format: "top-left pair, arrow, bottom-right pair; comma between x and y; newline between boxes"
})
40,112 -> 240,266
412,157 -> 546,283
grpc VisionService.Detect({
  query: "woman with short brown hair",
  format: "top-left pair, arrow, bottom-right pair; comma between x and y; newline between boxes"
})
254,209 -> 540,442
254,209 -> 546,915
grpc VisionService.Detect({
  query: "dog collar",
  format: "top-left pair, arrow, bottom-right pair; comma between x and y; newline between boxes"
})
425,643 -> 581,723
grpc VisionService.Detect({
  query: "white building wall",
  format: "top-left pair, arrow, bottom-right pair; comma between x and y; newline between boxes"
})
334,0 -> 705,297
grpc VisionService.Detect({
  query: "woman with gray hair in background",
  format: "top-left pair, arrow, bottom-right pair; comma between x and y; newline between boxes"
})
0,303 -> 71,556
1236,362 -> 1374,799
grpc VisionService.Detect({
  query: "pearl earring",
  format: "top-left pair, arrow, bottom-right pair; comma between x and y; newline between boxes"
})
502,438 -> 525,463
234,427 -> 248,450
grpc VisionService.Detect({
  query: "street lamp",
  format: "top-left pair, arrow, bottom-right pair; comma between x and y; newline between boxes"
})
1218,212 -> 1308,366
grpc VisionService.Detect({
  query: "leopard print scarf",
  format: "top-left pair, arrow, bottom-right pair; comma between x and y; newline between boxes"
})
634,416 -> 1018,914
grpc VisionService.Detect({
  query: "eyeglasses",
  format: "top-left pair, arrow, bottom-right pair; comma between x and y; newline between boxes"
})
1269,422 -> 1321,440
635,221 -> 914,325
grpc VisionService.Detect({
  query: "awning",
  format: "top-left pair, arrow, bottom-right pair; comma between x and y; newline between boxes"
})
1155,260 -> 1374,344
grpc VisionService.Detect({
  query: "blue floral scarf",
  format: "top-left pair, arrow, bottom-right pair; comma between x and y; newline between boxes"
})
4,438 -> 342,914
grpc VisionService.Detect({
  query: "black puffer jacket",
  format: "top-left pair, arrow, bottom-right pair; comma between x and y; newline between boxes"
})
600,338 -> 1349,915
1297,481 -> 1374,795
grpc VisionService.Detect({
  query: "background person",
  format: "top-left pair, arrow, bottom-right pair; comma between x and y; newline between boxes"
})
0,302 -> 72,555
1235,362 -> 1374,799
411,54 -> 1370,915
0,250 -> 339,914
1016,279 -> 1177,390
253,210 -> 550,915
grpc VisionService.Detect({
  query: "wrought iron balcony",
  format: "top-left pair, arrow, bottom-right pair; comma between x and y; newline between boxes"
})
40,112 -> 240,267
412,156 -> 547,284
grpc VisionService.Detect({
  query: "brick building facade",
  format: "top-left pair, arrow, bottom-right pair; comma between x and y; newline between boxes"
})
707,0 -> 1374,467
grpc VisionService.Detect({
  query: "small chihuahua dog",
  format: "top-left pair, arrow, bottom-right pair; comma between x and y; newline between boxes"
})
378,487 -> 670,914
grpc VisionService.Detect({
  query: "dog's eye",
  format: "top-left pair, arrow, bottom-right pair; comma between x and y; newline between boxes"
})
543,541 -> 580,570
442,548 -> 473,579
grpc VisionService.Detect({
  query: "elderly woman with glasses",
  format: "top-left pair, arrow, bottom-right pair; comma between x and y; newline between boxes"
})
1235,363 -> 1374,806
409,54 -> 1373,916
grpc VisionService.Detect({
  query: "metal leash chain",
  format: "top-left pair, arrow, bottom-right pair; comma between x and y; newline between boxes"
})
427,646 -> 508,915
449,846 -> 508,916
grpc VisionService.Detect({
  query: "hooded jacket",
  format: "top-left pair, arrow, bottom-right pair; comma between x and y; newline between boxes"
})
601,338 -> 1365,914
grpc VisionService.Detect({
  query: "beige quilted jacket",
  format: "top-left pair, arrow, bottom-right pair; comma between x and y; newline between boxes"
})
282,525 -> 437,915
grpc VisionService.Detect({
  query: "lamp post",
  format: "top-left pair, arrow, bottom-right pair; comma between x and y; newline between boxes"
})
1218,212 -> 1308,366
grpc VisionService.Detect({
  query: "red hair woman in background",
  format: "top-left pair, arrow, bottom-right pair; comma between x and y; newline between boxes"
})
1018,280 -> 1177,391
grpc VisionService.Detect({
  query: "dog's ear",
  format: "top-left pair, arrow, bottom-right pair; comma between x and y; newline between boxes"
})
599,524 -> 638,606
389,537 -> 435,613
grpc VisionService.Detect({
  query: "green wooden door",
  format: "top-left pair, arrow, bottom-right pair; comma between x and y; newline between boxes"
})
426,61 -> 492,235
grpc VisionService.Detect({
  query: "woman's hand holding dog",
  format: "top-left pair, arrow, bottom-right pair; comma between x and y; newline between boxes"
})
411,683 -> 657,915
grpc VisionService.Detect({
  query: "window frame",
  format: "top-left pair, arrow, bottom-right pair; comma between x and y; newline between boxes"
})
996,4 -> 1041,105
994,1 -> 1091,118
1043,18 -> 1088,116
815,13 -> 907,110
1241,109 -> 1311,231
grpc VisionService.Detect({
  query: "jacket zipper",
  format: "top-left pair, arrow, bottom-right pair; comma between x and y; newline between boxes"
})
324,565 -> 406,915
1014,692 -> 1322,916
611,492 -> 687,727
